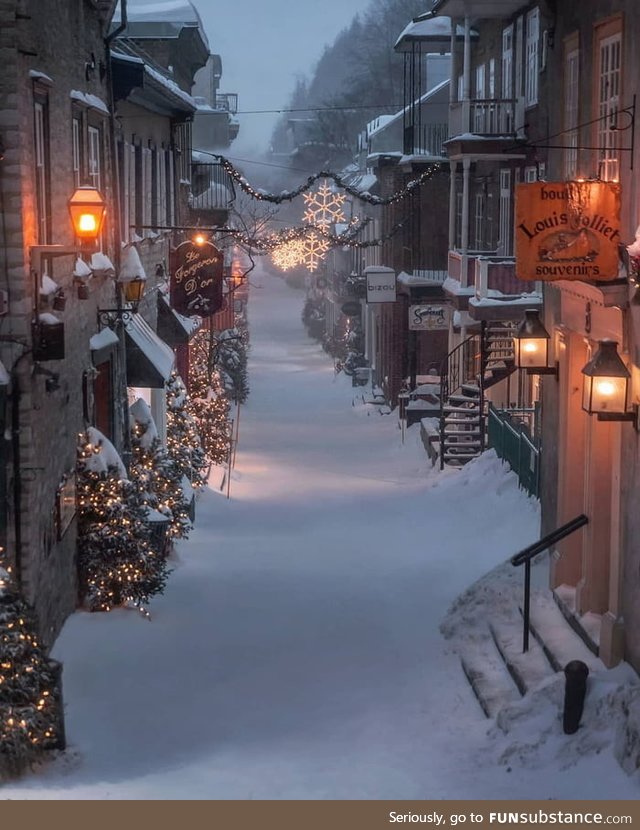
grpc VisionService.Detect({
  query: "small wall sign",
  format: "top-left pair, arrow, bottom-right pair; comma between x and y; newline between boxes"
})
409,303 -> 451,331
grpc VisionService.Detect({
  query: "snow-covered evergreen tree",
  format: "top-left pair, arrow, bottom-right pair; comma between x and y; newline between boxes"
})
129,399 -> 191,543
76,428 -> 170,613
0,560 -> 59,776
217,327 -> 250,404
166,372 -> 210,488
188,332 -> 233,465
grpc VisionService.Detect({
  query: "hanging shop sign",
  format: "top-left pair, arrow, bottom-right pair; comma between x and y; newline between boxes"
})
365,266 -> 396,303
170,240 -> 224,317
515,181 -> 621,282
409,303 -> 451,331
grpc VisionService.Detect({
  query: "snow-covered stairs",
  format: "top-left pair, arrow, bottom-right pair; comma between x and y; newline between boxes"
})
441,384 -> 483,467
458,590 -> 605,719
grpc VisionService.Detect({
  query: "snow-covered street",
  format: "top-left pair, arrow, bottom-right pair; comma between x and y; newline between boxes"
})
3,265 -> 638,799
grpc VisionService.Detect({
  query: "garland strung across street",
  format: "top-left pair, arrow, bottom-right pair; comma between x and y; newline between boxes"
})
214,154 -> 440,206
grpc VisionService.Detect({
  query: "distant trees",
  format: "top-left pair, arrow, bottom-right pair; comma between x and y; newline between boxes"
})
271,0 -> 427,159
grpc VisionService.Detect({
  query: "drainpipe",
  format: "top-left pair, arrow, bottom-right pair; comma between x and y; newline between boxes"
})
462,16 -> 471,132
103,0 -> 132,468
10,349 -> 31,589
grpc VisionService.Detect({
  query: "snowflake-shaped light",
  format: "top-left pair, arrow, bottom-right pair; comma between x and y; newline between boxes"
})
302,180 -> 346,228
271,239 -> 305,271
300,232 -> 330,272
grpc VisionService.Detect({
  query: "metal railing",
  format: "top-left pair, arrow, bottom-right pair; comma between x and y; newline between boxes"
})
439,333 -> 482,470
190,162 -> 236,210
403,123 -> 448,156
511,514 -> 589,653
487,404 -> 540,498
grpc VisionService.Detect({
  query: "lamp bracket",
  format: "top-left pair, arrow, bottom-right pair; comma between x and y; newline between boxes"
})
97,308 -> 135,329
596,404 -> 640,429
525,362 -> 559,380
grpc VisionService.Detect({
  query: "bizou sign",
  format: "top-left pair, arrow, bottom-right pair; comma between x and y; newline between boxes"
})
365,267 -> 396,303
515,181 -> 621,282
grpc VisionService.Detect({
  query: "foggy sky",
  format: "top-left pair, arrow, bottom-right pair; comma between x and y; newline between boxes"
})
197,0 -> 374,158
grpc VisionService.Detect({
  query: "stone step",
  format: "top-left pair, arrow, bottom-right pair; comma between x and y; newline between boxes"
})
443,406 -> 481,415
489,618 -> 555,696
448,393 -> 479,405
461,383 -> 480,395
459,639 -> 521,718
443,451 -> 480,462
443,438 -> 482,448
444,415 -> 481,425
524,591 -> 603,674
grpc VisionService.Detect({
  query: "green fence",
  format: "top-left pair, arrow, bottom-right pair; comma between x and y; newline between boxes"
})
487,403 -> 540,498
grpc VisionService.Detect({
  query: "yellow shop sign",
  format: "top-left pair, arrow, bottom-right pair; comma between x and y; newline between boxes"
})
515,181 -> 621,281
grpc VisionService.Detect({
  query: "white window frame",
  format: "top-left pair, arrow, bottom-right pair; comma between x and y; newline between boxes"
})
474,192 -> 485,251
88,125 -> 101,190
596,31 -> 622,183
502,25 -> 513,99
499,169 -> 512,256
525,8 -> 540,107
515,16 -> 524,99
72,117 -> 81,187
564,45 -> 580,179
34,100 -> 49,243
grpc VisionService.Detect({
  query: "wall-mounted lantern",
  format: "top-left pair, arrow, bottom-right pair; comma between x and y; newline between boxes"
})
581,339 -> 638,425
67,186 -> 107,244
513,309 -> 558,376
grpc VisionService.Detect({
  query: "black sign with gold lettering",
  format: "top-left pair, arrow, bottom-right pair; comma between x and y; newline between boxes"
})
170,240 -> 223,317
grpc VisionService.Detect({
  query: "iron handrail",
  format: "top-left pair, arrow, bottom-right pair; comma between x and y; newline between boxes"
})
511,514 -> 588,652
438,334 -> 479,471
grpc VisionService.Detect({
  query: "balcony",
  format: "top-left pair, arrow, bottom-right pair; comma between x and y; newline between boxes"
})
215,93 -> 238,114
403,123 -> 448,157
189,162 -> 235,220
445,251 -> 541,320
446,98 -> 526,157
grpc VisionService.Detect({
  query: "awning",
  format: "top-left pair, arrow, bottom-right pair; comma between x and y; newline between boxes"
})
125,314 -> 175,388
90,327 -> 120,365
157,292 -> 201,346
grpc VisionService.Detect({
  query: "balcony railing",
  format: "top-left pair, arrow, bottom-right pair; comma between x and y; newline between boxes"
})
448,251 -> 535,297
190,162 -> 235,211
449,98 -> 524,138
403,123 -> 448,157
215,93 -> 238,114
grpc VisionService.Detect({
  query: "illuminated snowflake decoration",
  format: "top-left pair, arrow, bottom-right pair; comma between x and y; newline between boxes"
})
271,239 -> 305,271
302,180 -> 346,228
300,232 -> 330,272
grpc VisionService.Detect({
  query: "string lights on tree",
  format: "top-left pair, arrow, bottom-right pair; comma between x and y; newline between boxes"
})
76,428 -> 170,615
0,551 -> 59,775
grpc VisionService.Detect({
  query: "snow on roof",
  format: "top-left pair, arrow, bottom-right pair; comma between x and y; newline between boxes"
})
29,70 -> 53,85
113,0 -> 210,51
70,90 -> 110,114
364,265 -> 395,274
0,360 -> 9,386
369,79 -> 449,138
144,63 -> 197,111
394,15 -> 473,50
125,314 -> 175,382
397,270 -> 448,286
159,290 -> 202,337
120,245 -> 147,282
189,181 -> 233,209
90,328 -> 120,352
443,276 -> 474,296
82,426 -> 127,477
469,293 -> 542,308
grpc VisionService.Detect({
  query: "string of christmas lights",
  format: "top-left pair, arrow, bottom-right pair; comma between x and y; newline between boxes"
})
0,549 -> 59,775
215,154 -> 440,206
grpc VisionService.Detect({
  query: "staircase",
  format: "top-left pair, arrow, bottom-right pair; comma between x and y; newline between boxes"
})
458,590 -> 605,720
438,322 -> 517,468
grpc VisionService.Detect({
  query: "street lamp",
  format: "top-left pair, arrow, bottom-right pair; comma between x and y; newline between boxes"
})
513,309 -> 558,376
67,186 -> 107,243
581,339 -> 638,425
30,185 -> 106,361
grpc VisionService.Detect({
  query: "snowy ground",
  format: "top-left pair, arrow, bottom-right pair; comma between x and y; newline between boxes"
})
3,264 -> 640,799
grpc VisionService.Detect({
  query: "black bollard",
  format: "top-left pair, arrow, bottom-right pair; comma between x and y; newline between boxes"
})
563,659 -> 589,735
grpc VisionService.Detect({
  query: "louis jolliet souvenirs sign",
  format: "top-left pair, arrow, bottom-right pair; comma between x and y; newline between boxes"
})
515,181 -> 621,281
